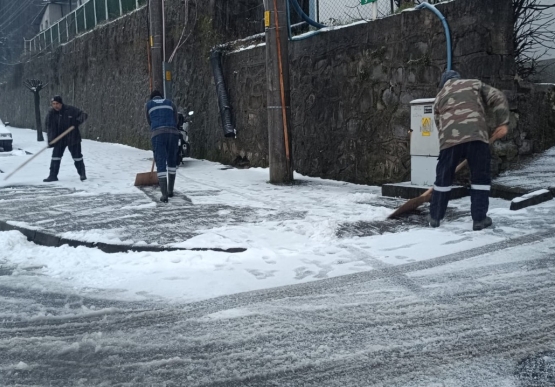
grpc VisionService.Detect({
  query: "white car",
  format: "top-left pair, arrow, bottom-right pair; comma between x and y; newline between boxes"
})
0,118 -> 13,152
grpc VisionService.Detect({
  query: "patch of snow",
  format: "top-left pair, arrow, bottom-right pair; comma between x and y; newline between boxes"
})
14,361 -> 30,370
512,189 -> 551,203
1,127 -> 555,305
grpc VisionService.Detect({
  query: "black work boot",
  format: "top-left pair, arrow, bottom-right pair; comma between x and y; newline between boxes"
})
473,216 -> 492,231
159,177 -> 169,203
75,160 -> 87,181
428,215 -> 440,228
168,174 -> 176,198
43,160 -> 61,182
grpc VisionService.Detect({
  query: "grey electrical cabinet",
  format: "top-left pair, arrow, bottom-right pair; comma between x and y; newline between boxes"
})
410,98 -> 440,186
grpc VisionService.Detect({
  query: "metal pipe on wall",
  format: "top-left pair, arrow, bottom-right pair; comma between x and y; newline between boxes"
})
415,2 -> 452,70
162,0 -> 166,61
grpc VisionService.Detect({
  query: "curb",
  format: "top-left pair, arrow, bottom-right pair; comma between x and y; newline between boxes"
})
490,184 -> 531,201
382,182 -> 554,204
0,221 -> 246,254
510,189 -> 554,211
381,183 -> 468,200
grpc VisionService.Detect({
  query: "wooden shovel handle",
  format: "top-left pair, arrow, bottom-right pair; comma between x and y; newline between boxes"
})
4,126 -> 75,181
49,125 -> 76,146
420,159 -> 467,198
421,187 -> 433,197
455,159 -> 468,174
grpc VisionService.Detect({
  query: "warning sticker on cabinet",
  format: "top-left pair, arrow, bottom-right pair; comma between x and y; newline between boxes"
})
421,117 -> 432,136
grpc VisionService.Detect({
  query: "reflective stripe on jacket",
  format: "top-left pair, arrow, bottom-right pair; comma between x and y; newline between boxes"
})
146,97 -> 177,131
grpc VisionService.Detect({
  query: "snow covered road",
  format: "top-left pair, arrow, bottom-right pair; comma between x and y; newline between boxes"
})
1,127 -> 555,385
1,230 -> 555,386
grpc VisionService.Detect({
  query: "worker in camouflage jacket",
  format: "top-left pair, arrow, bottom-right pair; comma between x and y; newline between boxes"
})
430,70 -> 509,231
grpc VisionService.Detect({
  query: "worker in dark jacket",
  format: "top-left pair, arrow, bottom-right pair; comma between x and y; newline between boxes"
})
145,90 -> 180,203
430,70 -> 510,231
43,95 -> 89,182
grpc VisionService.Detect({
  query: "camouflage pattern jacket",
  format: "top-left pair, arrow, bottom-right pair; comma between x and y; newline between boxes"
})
433,79 -> 510,150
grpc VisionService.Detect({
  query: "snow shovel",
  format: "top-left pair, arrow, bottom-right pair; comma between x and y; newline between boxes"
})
134,159 -> 159,186
3,126 -> 75,181
388,129 -> 506,219
387,159 -> 468,219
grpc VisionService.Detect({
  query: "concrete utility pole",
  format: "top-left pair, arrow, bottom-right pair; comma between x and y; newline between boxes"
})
149,0 -> 164,92
264,0 -> 294,184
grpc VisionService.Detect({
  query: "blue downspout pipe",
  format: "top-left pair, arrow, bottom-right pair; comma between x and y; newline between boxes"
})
286,6 -> 322,41
287,0 -> 293,39
288,0 -> 326,30
415,2 -> 452,71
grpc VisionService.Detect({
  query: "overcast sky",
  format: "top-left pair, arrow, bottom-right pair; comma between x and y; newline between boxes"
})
538,0 -> 555,59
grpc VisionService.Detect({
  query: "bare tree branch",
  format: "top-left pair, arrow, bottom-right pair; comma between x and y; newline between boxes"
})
514,0 -> 555,79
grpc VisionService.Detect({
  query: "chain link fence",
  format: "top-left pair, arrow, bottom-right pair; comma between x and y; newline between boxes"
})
310,0 -> 448,27
24,0 -> 451,54
308,0 -> 396,26
24,0 -> 147,53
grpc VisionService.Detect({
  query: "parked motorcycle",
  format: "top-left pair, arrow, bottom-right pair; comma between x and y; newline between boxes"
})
177,111 -> 193,165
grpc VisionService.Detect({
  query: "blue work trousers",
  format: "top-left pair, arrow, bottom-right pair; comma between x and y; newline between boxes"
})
152,133 -> 179,179
430,141 -> 491,222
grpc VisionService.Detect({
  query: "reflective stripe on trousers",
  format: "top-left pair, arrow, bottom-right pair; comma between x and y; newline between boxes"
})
430,141 -> 491,222
152,133 -> 179,175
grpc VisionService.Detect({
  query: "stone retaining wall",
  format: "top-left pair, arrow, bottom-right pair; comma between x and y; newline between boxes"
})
1,0 -> 553,185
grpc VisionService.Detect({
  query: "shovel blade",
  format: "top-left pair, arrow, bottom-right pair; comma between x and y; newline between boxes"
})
134,172 -> 159,187
388,192 -> 432,219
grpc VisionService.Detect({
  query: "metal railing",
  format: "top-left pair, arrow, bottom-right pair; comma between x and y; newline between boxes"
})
23,0 -> 451,53
24,0 -> 147,53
